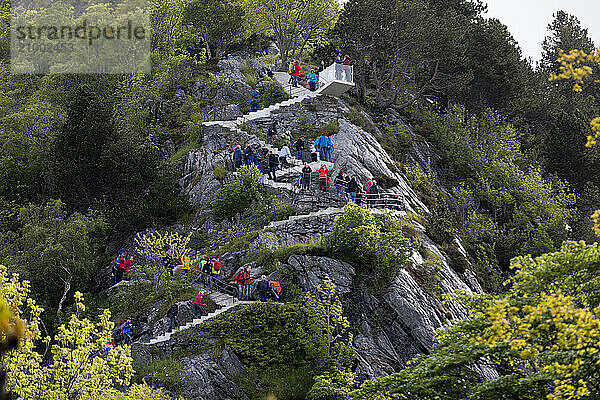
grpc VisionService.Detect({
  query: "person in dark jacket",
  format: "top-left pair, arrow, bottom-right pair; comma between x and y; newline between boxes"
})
267,151 -> 279,181
346,176 -> 358,203
369,179 -> 379,208
334,171 -> 347,197
250,88 -> 260,112
233,145 -> 243,171
301,163 -> 312,190
257,275 -> 269,302
295,137 -> 305,160
243,143 -> 253,166
267,121 -> 278,145
167,302 -> 179,332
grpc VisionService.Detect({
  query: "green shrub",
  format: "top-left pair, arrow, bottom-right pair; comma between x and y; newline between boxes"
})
135,358 -> 183,394
170,141 -> 199,164
236,365 -> 316,400
241,60 -> 257,88
201,302 -> 322,368
189,231 -> 208,250
323,203 -> 415,288
348,107 -> 366,127
261,78 -> 290,107
376,120 -> 412,163
213,166 -> 227,183
321,120 -> 340,136
211,165 -> 262,221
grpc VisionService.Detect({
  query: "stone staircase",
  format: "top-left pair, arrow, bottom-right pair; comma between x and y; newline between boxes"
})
146,291 -> 253,345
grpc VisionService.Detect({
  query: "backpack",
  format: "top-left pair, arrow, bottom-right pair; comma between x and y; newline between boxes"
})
235,271 -> 243,284
269,281 -> 282,295
213,261 -> 221,272
114,256 -> 120,268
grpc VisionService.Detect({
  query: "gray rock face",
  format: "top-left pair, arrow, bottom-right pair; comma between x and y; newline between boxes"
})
285,255 -> 355,294
132,332 -> 248,400
332,120 -> 427,215
272,235 -> 483,382
179,125 -> 240,207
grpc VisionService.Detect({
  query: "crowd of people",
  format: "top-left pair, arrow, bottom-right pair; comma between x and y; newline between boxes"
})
112,253 -> 134,285
231,129 -> 335,183
249,56 -> 353,111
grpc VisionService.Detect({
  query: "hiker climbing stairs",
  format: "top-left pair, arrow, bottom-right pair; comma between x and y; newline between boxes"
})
145,291 -> 253,346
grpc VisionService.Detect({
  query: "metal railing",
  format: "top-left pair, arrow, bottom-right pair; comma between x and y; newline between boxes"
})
194,270 -> 241,303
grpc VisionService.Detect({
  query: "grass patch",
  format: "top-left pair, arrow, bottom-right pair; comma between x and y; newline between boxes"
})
254,241 -> 327,274
170,141 -> 200,164
235,365 -> 316,400
134,358 -> 183,395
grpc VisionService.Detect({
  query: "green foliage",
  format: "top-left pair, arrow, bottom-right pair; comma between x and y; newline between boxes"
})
202,302 -> 322,368
260,78 -> 290,107
135,231 -> 191,291
2,200 -> 106,320
183,0 -> 245,59
376,120 -> 412,164
353,241 -> 600,400
0,270 -> 168,399
324,203 -> 415,288
305,275 -> 354,368
241,0 -> 339,65
135,358 -> 184,395
211,165 -> 262,221
424,106 -> 575,267
321,120 -> 340,136
309,368 -> 356,400
347,107 -> 366,128
241,60 -> 258,88
213,165 -> 228,183
236,365 -> 316,400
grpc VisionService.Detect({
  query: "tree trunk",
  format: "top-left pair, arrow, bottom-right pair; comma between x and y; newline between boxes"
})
57,274 -> 72,316
203,31 -> 212,60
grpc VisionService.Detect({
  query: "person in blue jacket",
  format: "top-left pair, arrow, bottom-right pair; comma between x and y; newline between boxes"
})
122,319 -> 133,345
233,145 -> 243,171
250,88 -> 260,112
307,69 -> 317,91
315,133 -> 334,162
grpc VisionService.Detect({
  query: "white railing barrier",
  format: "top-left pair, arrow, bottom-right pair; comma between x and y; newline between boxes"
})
319,63 -> 354,89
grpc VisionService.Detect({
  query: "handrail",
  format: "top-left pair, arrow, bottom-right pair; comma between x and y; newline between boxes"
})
194,270 -> 240,303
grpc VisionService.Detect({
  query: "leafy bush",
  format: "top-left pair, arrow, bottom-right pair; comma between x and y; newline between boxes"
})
202,302 -> 322,368
211,165 -> 262,221
261,78 -> 290,107
376,120 -> 412,163
321,120 -> 340,136
424,106 -> 575,268
135,358 -> 183,395
323,203 -> 415,288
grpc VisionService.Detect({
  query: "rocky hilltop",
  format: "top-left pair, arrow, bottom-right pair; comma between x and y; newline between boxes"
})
118,55 -> 493,399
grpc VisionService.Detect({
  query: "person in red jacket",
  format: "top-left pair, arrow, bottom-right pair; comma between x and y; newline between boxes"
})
318,164 -> 329,192
291,60 -> 300,88
193,291 -> 208,317
115,253 -> 126,284
123,256 -> 133,281
241,266 -> 252,301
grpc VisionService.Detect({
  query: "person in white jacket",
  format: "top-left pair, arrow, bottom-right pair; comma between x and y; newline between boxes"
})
279,145 -> 292,168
